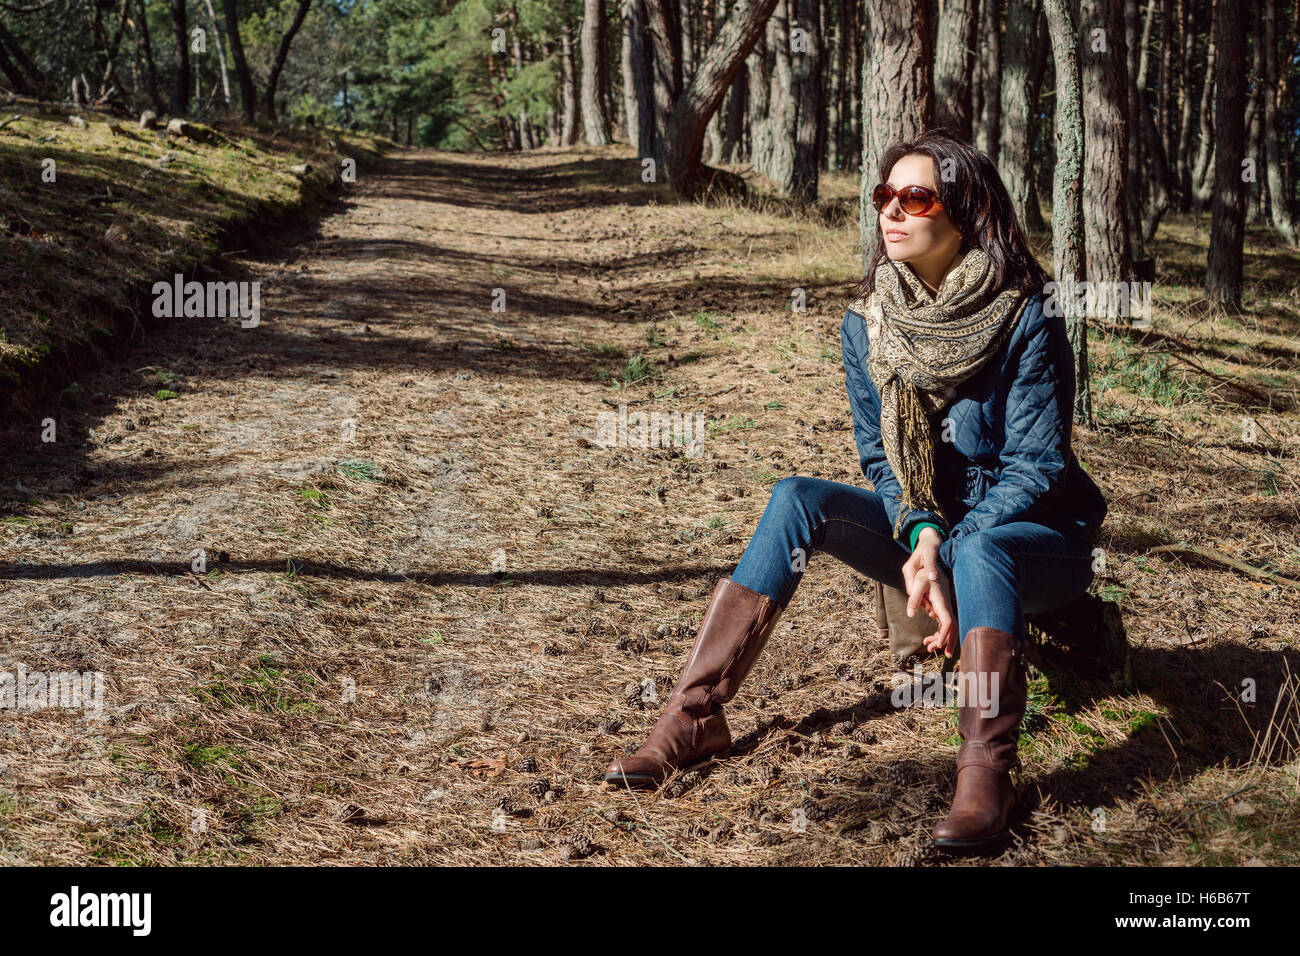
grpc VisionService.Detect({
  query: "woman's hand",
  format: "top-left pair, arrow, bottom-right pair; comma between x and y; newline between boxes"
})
901,528 -> 957,658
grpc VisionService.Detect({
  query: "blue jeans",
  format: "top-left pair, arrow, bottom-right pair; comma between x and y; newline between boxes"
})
730,476 -> 1096,647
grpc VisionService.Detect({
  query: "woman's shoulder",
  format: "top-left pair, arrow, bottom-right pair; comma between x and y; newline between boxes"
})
1005,289 -> 1054,346
843,291 -> 881,340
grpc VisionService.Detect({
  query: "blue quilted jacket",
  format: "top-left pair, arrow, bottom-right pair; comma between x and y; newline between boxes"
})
840,291 -> 1108,570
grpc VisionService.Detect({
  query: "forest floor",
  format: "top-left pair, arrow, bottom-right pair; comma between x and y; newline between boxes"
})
1,142 -> 1299,865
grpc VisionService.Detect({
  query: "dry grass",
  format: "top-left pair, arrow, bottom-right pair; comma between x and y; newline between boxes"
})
0,142 -> 1297,865
0,98 -> 386,405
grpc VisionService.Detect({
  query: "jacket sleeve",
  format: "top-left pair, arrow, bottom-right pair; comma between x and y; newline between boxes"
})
842,308 -> 948,548
938,296 -> 1073,566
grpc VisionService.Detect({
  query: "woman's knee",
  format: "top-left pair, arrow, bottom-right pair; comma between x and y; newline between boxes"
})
767,475 -> 823,520
951,529 -> 1014,575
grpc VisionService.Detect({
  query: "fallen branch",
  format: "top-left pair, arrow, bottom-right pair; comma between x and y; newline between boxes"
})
1093,319 -> 1275,405
1165,352 -> 1273,406
1171,784 -> 1258,828
1146,542 -> 1300,589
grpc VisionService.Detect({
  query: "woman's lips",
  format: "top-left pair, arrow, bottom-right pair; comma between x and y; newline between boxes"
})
885,229 -> 908,241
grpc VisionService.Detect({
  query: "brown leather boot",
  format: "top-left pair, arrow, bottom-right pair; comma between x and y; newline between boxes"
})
603,577 -> 783,789
930,626 -> 1028,852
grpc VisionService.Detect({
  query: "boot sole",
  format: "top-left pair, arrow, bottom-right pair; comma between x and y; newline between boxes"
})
603,756 -> 720,790
930,828 -> 1011,853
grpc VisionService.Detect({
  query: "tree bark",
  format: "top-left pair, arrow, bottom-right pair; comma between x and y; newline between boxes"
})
980,0 -> 1004,164
860,0 -> 934,264
1124,0 -> 1145,260
1174,0 -> 1195,210
1024,9 -> 1050,231
787,0 -> 822,203
626,1 -> 656,155
934,0 -> 979,140
202,0 -> 231,107
0,20 -> 45,95
262,0 -> 312,121
663,0 -> 781,199
705,0 -> 727,162
581,0 -> 612,144
563,20 -> 580,145
746,22 -> 772,174
1080,0 -> 1132,312
221,0 -> 255,122
1206,0 -> 1247,307
1158,0 -> 1174,164
768,0 -> 795,189
1044,0 -> 1091,422
1000,0 -> 1042,226
1246,13 -> 1264,225
1263,0 -> 1297,242
645,0 -> 683,167
169,0 -> 190,114
1191,0 -> 1218,210
1137,0 -> 1171,242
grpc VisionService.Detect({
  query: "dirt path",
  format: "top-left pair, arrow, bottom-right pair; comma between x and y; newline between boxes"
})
2,146 -> 1297,865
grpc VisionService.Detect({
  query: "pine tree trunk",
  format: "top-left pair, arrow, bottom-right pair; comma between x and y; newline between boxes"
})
1080,0 -> 1132,315
1043,0 -> 1090,423
827,0 -> 843,172
581,0 -> 612,145
645,0 -> 683,168
1191,0 -> 1218,210
0,21 -> 45,95
979,0 -> 1003,165
681,0 -> 695,85
202,0 -> 232,107
846,0 -> 861,170
622,0 -> 655,157
222,0 -> 256,123
768,0 -> 796,189
934,0 -> 979,140
1124,0 -> 1146,261
1025,9 -> 1050,231
170,0 -> 190,114
261,0 -> 312,122
663,0 -> 781,199
1158,0 -> 1174,164
705,0 -> 727,163
1205,0 -> 1247,308
788,0 -> 822,203
1174,0 -> 1195,210
860,0 -> 934,265
724,67 -> 747,163
1246,26 -> 1264,225
1137,0 -> 1171,243
1000,0 -> 1041,227
1263,0 -> 1297,243
563,21 -> 580,146
747,27 -> 773,175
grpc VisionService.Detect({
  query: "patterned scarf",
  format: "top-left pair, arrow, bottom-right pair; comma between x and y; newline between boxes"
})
848,247 -> 1031,537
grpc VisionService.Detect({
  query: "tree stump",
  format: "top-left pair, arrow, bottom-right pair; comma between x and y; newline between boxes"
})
873,580 -> 1132,691
1024,589 -> 1132,691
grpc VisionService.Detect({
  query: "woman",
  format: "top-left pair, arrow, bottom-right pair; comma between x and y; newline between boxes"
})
603,128 -> 1107,854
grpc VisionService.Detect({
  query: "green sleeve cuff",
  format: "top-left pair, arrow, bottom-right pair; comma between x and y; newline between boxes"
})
909,522 -> 945,550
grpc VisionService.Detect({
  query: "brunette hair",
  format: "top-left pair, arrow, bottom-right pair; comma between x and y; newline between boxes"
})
854,127 -> 1050,300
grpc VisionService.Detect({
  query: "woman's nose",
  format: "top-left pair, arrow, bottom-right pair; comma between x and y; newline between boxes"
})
882,198 -> 904,220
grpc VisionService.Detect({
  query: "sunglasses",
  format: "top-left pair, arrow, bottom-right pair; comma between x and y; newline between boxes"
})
871,183 -> 942,216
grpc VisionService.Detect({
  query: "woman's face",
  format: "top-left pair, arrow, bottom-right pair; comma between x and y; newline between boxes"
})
878,153 -> 963,283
